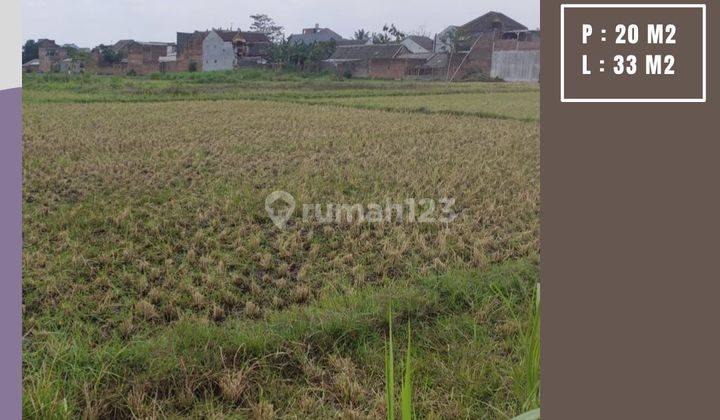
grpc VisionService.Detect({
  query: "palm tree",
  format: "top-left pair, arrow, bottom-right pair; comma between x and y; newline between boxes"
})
353,29 -> 369,41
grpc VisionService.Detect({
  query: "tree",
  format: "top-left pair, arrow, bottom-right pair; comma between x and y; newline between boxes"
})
266,41 -> 290,69
438,28 -> 472,80
439,27 -> 472,53
384,24 -> 405,42
371,32 -> 391,44
307,40 -> 336,66
68,47 -> 91,65
409,25 -> 432,38
266,39 -> 336,72
372,24 -> 405,44
22,40 -> 39,64
97,45 -> 125,64
249,14 -> 284,43
353,29 -> 369,41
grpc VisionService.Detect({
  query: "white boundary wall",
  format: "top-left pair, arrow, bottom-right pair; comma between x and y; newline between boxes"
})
491,50 -> 540,82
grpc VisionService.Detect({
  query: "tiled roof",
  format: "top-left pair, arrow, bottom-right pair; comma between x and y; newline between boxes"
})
406,35 -> 434,51
336,39 -> 369,47
459,11 -> 527,35
112,39 -> 135,52
215,30 -> 271,44
328,44 -> 405,61
37,39 -> 60,48
288,28 -> 344,45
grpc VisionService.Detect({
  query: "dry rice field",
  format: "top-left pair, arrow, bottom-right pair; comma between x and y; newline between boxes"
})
23,73 -> 539,419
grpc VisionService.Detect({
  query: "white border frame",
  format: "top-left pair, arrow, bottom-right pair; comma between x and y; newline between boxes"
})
0,0 -> 21,90
560,3 -> 707,103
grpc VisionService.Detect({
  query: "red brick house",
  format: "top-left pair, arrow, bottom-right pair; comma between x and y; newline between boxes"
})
450,32 -> 540,81
323,12 -> 539,82
90,40 -> 175,75
433,12 -> 541,81
324,44 -> 416,79
125,41 -> 175,74
37,39 -> 69,73
176,31 -> 210,72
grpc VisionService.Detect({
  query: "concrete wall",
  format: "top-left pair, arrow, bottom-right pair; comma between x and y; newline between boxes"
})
450,35 -> 494,80
202,31 -> 235,72
177,33 -> 205,72
368,59 -> 411,79
490,50 -> 540,82
126,45 -> 163,75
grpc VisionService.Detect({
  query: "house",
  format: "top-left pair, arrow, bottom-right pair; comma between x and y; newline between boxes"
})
401,35 -> 434,53
158,49 -> 178,73
176,30 -> 271,72
37,39 -> 69,73
22,59 -> 40,73
337,39 -> 373,46
288,24 -> 344,45
33,39 -> 84,74
58,58 -> 84,74
126,41 -> 175,74
429,11 -> 540,82
324,44 -> 414,79
202,31 -> 237,71
176,31 -> 207,71
459,11 -> 527,36
435,11 -> 529,53
62,43 -> 90,53
414,53 -> 450,78
434,26 -> 458,53
91,40 -> 175,75
501,29 -> 540,42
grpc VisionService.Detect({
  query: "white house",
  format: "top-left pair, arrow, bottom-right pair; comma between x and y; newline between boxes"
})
202,30 -> 236,72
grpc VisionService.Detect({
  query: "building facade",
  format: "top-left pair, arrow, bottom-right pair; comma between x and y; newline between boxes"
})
176,30 -> 271,72
37,39 -> 69,73
89,40 -> 175,75
202,31 -> 236,71
324,44 -> 412,79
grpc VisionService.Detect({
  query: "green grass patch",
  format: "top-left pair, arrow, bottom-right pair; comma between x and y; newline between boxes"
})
24,261 -> 539,418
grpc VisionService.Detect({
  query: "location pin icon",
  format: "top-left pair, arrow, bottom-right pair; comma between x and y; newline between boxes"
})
265,191 -> 296,229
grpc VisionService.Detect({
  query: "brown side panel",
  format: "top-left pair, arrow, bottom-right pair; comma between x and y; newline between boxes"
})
542,1 -> 720,418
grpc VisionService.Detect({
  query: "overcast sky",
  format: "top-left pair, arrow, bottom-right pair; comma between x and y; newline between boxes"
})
22,0 -> 539,47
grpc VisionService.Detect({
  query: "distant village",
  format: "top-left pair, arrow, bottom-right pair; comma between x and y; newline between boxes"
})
22,11 -> 540,82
